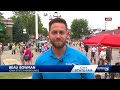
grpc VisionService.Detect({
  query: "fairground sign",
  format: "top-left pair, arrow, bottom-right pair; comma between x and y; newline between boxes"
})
105,17 -> 112,21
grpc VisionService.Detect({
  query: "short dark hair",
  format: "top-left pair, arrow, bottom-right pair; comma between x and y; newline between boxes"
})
95,74 -> 101,79
49,18 -> 67,31
26,46 -> 29,48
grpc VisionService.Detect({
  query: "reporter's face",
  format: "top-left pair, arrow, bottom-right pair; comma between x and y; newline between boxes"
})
49,23 -> 69,49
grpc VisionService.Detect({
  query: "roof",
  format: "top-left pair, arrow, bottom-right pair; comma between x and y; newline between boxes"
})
96,29 -> 120,35
84,28 -> 120,39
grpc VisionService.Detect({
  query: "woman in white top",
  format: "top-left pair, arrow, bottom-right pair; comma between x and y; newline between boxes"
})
98,47 -> 107,65
90,47 -> 97,64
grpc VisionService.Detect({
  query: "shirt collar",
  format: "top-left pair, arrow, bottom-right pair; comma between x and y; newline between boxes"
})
49,44 -> 71,59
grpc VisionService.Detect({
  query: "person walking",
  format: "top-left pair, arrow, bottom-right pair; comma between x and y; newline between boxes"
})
23,46 -> 33,65
12,43 -> 16,54
19,42 -> 25,65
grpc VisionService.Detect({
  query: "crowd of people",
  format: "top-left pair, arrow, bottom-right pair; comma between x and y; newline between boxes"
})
89,46 -> 112,65
0,43 -> 4,54
6,42 -> 34,65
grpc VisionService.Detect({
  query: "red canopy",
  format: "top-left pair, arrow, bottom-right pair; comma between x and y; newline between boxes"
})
83,34 -> 120,47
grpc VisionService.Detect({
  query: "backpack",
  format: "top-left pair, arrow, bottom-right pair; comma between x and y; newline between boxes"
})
24,54 -> 29,61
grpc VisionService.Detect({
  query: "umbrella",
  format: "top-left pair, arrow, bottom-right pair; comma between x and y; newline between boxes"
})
83,34 -> 120,47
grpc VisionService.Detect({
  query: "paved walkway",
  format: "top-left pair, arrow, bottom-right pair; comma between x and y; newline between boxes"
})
72,45 -> 120,65
1,48 -> 40,79
1,48 -> 40,65
1,45 -> 120,79
1,46 -> 120,65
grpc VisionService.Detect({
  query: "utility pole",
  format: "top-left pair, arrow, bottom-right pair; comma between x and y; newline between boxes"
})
0,44 -> 2,65
105,17 -> 112,31
105,21 -> 107,31
35,11 -> 38,48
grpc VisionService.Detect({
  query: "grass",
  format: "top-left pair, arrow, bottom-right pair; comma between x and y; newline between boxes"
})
0,72 -> 32,79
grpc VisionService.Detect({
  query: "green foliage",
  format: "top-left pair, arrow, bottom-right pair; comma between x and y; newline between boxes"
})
42,27 -> 48,36
9,16 -> 17,22
0,22 -> 11,43
12,11 -> 44,42
0,22 -> 6,31
38,15 -> 43,35
0,12 -> 11,43
70,18 -> 90,39
13,11 -> 35,16
12,17 -> 28,43
0,12 -> 4,20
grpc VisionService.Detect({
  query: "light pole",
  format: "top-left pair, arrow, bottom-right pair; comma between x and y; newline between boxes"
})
0,23 -> 6,65
23,28 -> 27,34
105,17 -> 112,31
53,12 -> 61,18
105,21 -> 107,31
23,28 -> 30,36
23,28 -> 30,44
0,45 -> 1,65
35,11 -> 38,48
81,28 -> 83,37
35,11 -> 61,43
49,11 -> 61,21
0,43 -> 2,65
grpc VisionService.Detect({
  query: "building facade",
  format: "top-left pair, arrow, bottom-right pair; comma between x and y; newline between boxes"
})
84,27 -> 120,40
0,19 -> 14,42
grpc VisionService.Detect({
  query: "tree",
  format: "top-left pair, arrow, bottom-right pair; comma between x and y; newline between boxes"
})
12,17 -> 28,43
0,12 -> 4,20
38,15 -> 43,35
70,18 -> 90,39
0,13 -> 11,43
9,16 -> 17,22
0,22 -> 11,43
12,11 -> 43,38
13,11 -> 35,16
42,27 -> 48,36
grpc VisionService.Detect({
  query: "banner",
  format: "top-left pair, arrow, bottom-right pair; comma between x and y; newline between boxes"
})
0,65 -> 120,73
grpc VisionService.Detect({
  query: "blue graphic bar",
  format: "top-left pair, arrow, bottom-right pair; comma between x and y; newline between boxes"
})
0,65 -> 120,72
